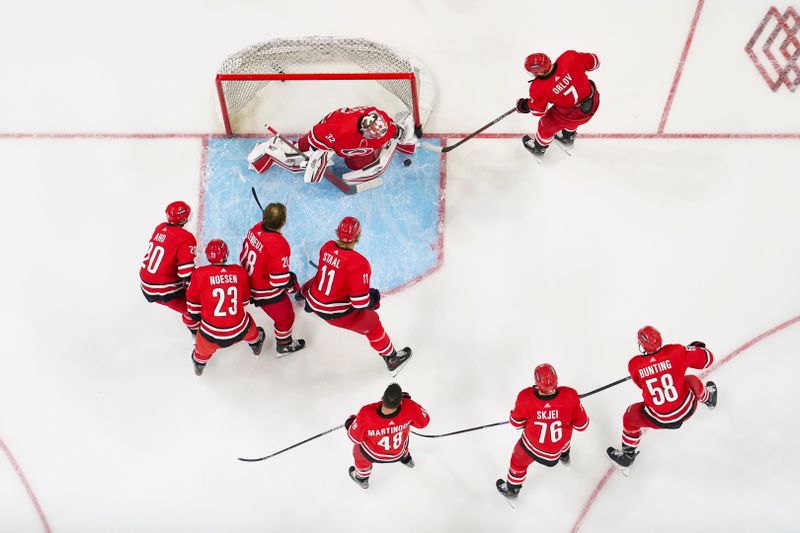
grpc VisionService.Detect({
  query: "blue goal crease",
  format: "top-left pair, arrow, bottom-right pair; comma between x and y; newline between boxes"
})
200,138 -> 443,292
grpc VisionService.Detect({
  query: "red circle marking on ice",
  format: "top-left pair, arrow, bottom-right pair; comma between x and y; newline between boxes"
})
0,438 -> 52,533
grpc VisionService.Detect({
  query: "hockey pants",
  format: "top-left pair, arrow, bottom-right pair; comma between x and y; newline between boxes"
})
534,88 -> 600,146
258,293 -> 295,342
506,440 -> 567,486
621,375 -> 708,448
192,316 -> 260,364
352,444 -> 411,479
325,309 -> 395,357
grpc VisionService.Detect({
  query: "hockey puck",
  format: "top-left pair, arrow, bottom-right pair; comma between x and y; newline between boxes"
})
403,159 -> 412,167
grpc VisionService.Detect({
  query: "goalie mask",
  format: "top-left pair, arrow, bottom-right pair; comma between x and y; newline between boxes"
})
359,111 -> 388,139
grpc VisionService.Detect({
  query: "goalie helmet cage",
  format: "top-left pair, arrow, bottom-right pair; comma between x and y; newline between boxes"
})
215,36 -> 435,138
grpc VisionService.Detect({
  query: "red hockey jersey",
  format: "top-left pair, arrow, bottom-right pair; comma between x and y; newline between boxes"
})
140,222 -> 196,301
347,398 -> 430,462
510,386 -> 589,463
305,240 -> 372,318
185,264 -> 254,347
239,223 -> 292,305
527,50 -> 599,116
301,106 -> 396,158
628,343 -> 714,426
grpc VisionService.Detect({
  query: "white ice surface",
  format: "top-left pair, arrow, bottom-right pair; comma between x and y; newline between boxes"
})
1,1 -> 798,532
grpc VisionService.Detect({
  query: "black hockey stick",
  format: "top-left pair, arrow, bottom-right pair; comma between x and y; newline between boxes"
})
251,187 -> 264,211
411,420 -> 509,439
301,240 -> 318,269
411,376 -> 630,439
238,424 -> 345,462
421,107 -> 516,153
578,376 -> 630,398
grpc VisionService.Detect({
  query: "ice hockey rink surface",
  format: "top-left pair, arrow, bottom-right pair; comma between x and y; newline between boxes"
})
1,1 -> 799,531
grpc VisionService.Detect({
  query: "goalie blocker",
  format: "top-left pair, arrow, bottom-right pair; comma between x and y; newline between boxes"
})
247,107 -> 418,193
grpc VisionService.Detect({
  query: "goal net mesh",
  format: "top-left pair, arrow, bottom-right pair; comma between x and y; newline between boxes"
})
217,36 -> 435,133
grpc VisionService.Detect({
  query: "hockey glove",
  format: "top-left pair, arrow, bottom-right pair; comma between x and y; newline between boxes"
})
344,415 -> 356,429
286,271 -> 299,293
402,392 -> 411,400
688,341 -> 706,348
368,288 -> 381,310
516,98 -> 531,114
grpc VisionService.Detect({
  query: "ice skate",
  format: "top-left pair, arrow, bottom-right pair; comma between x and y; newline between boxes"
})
496,479 -> 521,508
522,135 -> 547,162
276,338 -> 306,357
384,347 -> 413,376
606,446 -> 638,476
348,466 -> 369,489
704,381 -> 717,410
400,454 -> 415,469
191,352 -> 205,376
249,327 -> 266,356
559,452 -> 571,468
554,129 -> 576,145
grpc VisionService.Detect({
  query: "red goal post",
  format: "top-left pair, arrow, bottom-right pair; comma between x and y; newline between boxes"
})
216,37 -> 436,137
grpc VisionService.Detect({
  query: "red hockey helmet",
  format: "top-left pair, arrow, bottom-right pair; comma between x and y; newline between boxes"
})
524,53 -> 552,76
637,326 -> 663,354
166,200 -> 191,225
534,363 -> 558,394
205,239 -> 229,264
336,216 -> 361,243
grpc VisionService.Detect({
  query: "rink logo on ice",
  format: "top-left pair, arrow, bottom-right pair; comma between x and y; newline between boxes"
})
746,6 -> 800,92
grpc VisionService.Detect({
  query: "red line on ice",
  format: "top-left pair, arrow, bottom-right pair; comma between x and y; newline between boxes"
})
0,437 -> 52,533
569,314 -> 800,533
658,0 -> 706,134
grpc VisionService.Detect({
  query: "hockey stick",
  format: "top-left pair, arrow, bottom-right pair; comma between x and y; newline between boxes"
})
421,107 -> 516,153
411,420 -> 509,439
301,240 -> 318,269
237,424 -> 345,462
578,376 -> 630,398
411,375 -> 630,439
251,187 -> 264,211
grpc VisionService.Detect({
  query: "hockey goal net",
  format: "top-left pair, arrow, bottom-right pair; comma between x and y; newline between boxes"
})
216,36 -> 435,137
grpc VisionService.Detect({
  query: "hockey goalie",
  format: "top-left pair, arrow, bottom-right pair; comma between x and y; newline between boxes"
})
246,106 -> 418,188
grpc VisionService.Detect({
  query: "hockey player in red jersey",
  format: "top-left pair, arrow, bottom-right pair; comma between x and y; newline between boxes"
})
246,106 -> 418,186
515,51 -> 600,157
496,364 -> 589,503
239,202 -> 305,356
345,383 -> 430,489
607,326 -> 718,473
301,216 -> 412,373
140,201 -> 197,329
303,217 -> 412,373
183,239 -> 265,376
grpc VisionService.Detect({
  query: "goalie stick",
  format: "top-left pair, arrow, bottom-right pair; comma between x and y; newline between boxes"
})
411,376 -> 631,439
421,107 -> 516,153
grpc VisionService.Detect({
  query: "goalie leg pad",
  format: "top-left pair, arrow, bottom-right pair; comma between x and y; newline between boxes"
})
247,138 -> 306,173
304,149 -> 331,184
393,111 -> 419,154
342,140 -> 398,184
